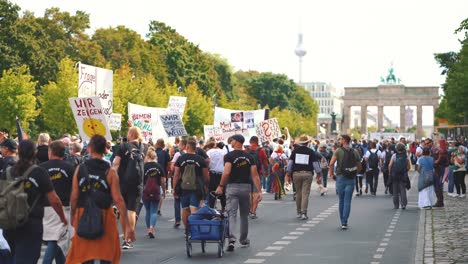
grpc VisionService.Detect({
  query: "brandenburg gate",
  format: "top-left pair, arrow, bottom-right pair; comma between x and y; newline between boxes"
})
342,84 -> 439,139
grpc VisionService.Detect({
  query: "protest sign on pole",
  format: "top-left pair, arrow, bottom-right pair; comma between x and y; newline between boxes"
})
69,97 -> 112,142
204,125 -> 224,142
167,96 -> 187,118
213,107 -> 265,142
128,103 -> 168,141
78,63 -> 113,116
108,113 -> 122,131
255,118 -> 281,143
160,114 -> 188,137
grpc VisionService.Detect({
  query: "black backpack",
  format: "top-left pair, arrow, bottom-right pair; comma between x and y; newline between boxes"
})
368,151 -> 379,169
123,142 -> 145,187
392,153 -> 408,179
246,147 -> 262,170
341,147 -> 358,179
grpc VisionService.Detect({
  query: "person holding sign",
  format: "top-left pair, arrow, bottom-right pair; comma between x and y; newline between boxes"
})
285,135 -> 321,220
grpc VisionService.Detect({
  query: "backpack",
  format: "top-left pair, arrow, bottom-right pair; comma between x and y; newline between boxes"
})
77,166 -> 104,240
341,147 -> 358,179
320,156 -> 329,169
143,174 -> 161,201
382,149 -> 393,172
368,151 -> 379,170
0,165 -> 39,229
392,153 -> 408,178
246,147 -> 263,171
181,162 -> 198,191
123,142 -> 145,187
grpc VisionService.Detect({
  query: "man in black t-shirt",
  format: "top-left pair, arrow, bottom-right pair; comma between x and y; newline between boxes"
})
216,134 -> 262,252
40,140 -> 75,264
173,140 -> 209,231
0,139 -> 18,175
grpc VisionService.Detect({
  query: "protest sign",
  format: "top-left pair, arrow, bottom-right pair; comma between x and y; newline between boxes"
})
128,103 -> 168,141
167,96 -> 187,118
78,63 -> 113,116
69,97 -> 112,141
159,114 -> 188,137
214,107 -> 266,142
108,113 -> 122,131
204,125 -> 224,142
369,132 -> 415,141
255,118 -> 281,143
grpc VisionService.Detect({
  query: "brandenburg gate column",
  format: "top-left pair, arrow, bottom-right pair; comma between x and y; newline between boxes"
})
343,104 -> 351,134
377,105 -> 384,132
361,105 -> 367,135
400,105 -> 406,132
416,105 -> 423,139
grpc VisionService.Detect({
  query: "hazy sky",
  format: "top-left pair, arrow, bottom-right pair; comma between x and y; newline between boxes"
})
10,0 -> 467,90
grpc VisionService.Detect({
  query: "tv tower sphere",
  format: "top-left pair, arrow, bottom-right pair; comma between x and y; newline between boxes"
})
295,33 -> 307,57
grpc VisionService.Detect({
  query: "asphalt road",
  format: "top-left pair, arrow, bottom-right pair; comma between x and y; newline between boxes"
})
119,171 -> 421,264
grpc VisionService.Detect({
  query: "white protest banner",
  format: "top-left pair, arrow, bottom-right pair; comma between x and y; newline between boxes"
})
78,63 -> 113,116
69,97 -> 112,142
128,103 -> 168,141
159,114 -> 188,137
108,113 -> 122,131
369,132 -> 415,141
204,125 -> 224,142
214,107 -> 266,142
167,96 -> 187,118
255,118 -> 281,143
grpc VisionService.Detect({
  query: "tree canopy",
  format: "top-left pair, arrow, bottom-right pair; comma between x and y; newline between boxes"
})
0,1 -> 319,139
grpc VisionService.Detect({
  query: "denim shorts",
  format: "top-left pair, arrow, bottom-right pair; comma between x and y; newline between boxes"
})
181,191 -> 200,209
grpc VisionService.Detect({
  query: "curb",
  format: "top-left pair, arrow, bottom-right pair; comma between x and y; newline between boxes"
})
414,208 -> 425,264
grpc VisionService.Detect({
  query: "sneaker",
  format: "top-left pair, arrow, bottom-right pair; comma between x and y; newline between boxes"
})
122,241 -> 133,249
402,206 -> 406,210
296,213 -> 302,218
360,189 -> 363,196
365,187 -> 368,194
341,224 -> 348,230
301,214 -> 308,220
227,241 -> 235,252
240,240 -> 250,248
249,213 -> 258,219
157,210 -> 162,216
173,222 -> 180,228
148,232 -> 155,239
460,194 -> 466,198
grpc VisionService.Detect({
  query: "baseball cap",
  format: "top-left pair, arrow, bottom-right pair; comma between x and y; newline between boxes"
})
0,139 -> 18,151
230,134 -> 245,144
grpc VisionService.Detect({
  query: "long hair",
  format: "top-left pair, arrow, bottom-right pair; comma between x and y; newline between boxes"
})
14,139 -> 36,176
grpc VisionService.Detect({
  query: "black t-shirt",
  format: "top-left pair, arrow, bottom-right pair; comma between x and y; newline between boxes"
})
175,153 -> 207,179
36,145 -> 49,164
76,159 -> 112,209
116,141 -> 147,180
40,159 -> 75,206
0,156 -> 17,175
4,166 -> 54,219
143,161 -> 165,185
290,145 -> 317,172
156,148 -> 171,175
224,150 -> 254,184
196,147 -> 209,159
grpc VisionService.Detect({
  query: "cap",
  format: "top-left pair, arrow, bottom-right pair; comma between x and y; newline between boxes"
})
0,139 -> 18,151
0,128 -> 9,134
230,134 -> 245,144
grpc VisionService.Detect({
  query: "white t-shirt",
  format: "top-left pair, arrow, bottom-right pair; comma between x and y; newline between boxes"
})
207,148 -> 225,173
364,149 -> 382,170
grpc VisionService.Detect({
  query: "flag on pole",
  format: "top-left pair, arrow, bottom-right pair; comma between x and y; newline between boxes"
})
16,116 -> 28,142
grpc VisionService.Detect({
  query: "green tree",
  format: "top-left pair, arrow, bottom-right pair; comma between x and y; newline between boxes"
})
39,58 -> 78,137
0,0 -> 22,74
0,66 -> 38,133
182,82 -> 213,136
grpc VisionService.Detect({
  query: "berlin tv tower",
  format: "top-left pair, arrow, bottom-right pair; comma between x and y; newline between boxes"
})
295,33 -> 307,83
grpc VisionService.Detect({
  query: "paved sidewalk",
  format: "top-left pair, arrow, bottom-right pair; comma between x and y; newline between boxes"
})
416,177 -> 468,264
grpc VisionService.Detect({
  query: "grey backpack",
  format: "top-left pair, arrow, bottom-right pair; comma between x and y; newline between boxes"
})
0,165 -> 39,229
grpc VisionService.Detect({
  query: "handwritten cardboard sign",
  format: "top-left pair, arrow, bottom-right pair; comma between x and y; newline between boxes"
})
255,118 -> 281,143
69,97 -> 112,141
78,63 -> 113,117
159,114 -> 188,137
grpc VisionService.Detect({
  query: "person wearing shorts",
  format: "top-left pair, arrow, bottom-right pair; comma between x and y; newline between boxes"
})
173,140 -> 209,232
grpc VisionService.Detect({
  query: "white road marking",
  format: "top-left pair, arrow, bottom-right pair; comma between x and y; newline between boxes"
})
273,241 -> 291,245
373,254 -> 383,259
296,227 -> 310,231
265,246 -> 284,250
245,259 -> 265,263
282,236 -> 299,240
376,248 -> 385,252
256,252 -> 276,257
302,224 -> 315,227
289,232 -> 304,235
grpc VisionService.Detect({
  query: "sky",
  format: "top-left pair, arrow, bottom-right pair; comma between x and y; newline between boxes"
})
9,0 -> 468,127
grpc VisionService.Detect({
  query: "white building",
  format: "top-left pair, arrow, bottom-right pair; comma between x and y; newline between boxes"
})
299,82 -> 343,137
